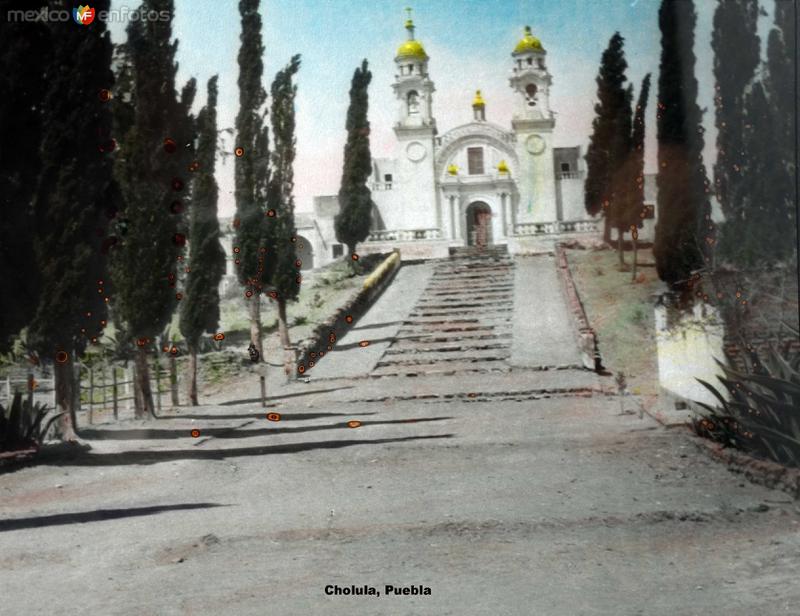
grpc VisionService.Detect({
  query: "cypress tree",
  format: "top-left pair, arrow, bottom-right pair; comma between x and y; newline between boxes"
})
711,0 -> 760,264
234,0 -> 270,361
111,0 -> 197,418
609,82 -> 634,267
584,33 -> 631,245
335,59 -> 374,260
760,0 -> 797,264
653,0 -> 712,290
267,55 -> 302,363
624,73 -> 652,281
27,0 -> 115,439
179,76 -> 226,406
0,1 -> 50,351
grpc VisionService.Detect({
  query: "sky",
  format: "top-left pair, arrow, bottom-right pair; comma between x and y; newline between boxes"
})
107,0 -> 779,217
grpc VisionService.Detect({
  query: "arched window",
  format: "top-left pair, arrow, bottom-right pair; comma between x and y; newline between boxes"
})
407,90 -> 420,115
525,83 -> 538,107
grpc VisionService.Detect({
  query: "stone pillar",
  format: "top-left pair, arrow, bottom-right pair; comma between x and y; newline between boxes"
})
449,195 -> 457,240
499,193 -> 507,238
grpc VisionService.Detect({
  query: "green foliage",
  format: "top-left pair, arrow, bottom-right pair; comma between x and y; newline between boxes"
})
617,73 -> 651,234
584,32 -> 631,228
0,393 -> 63,452
234,0 -> 270,294
27,0 -> 114,359
0,0 -> 50,351
712,0 -> 760,264
335,59 -> 374,256
693,347 -> 800,467
267,55 -> 302,303
180,76 -> 226,350
111,0 -> 197,340
653,0 -> 712,289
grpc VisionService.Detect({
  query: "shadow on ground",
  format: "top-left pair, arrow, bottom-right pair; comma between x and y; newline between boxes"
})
0,503 -> 228,532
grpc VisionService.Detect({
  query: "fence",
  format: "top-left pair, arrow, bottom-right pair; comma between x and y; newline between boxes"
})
1,357 -> 182,424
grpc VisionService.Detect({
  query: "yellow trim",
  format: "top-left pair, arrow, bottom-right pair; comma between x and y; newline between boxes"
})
363,251 -> 401,290
514,25 -> 543,53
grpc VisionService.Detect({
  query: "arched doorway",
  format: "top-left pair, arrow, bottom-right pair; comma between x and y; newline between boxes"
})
466,202 -> 492,248
296,235 -> 314,270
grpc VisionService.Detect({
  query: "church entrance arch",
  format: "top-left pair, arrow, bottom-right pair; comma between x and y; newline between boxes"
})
296,234 -> 314,270
466,201 -> 492,248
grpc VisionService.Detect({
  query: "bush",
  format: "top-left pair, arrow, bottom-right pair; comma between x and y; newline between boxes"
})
693,346 -> 800,467
0,393 -> 63,453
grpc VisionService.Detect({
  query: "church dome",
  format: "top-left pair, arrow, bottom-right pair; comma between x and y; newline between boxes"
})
397,13 -> 428,60
397,39 -> 428,60
513,26 -> 543,54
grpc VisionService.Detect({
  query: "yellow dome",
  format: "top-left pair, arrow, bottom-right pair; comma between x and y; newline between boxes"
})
472,90 -> 485,107
397,39 -> 428,59
514,25 -> 543,54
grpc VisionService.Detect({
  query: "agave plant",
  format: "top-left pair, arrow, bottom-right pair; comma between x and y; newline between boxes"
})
0,393 -> 65,453
693,345 -> 800,467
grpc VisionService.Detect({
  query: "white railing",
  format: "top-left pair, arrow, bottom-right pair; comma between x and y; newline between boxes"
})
557,171 -> 583,180
370,182 -> 393,191
514,219 -> 600,236
366,228 -> 442,242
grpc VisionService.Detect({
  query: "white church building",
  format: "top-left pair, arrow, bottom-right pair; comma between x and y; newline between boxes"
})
222,18 -> 657,275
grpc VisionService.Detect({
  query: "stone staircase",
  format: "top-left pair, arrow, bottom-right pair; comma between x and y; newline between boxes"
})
371,246 -> 514,377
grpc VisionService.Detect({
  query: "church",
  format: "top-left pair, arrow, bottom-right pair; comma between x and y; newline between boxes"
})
229,17 -> 657,273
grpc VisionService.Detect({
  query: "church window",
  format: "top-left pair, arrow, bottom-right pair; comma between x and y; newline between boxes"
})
407,90 -> 420,115
527,57 -> 533,66
408,64 -> 413,74
538,57 -> 545,69
561,162 -> 570,172
384,173 -> 393,189
332,244 -> 344,258
525,83 -> 538,107
467,147 -> 485,175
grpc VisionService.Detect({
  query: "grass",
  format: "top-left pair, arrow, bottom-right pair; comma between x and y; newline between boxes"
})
566,246 -> 665,396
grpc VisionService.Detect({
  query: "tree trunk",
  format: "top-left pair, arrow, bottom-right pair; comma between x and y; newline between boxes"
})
277,299 -> 291,348
603,216 -> 611,245
631,235 -> 638,282
133,345 -> 155,419
54,355 -> 78,441
170,353 -> 179,407
189,347 -> 199,406
617,229 -> 625,267
248,294 -> 263,361
277,299 -> 294,378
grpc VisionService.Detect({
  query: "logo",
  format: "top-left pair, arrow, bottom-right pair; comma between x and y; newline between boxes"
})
73,5 -> 95,25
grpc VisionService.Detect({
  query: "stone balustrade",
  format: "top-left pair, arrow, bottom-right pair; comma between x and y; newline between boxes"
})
366,228 -> 442,242
513,219 -> 599,236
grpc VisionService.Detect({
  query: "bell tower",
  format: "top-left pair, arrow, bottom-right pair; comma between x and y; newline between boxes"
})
391,9 -> 438,231
509,26 -> 558,223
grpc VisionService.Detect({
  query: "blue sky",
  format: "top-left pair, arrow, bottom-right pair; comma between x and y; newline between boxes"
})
107,0 -> 777,217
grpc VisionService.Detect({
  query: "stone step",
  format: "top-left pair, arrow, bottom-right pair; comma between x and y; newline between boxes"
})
376,349 -> 510,366
371,360 -> 510,377
393,330 -> 512,343
385,340 -> 510,354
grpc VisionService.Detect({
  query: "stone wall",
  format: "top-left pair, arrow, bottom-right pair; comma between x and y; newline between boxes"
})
555,244 -> 601,370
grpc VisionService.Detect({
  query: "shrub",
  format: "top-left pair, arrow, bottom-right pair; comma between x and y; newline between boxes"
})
693,346 -> 800,467
0,393 -> 63,452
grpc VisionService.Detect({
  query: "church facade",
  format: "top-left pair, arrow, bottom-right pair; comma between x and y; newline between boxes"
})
300,18 -> 657,268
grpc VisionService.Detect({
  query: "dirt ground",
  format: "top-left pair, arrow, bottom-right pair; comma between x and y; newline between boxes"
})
1,370 -> 799,616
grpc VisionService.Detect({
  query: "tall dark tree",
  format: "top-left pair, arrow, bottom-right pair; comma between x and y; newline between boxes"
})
609,82 -> 634,267
234,0 -> 270,361
266,55 -> 302,366
335,59 -> 374,259
653,0 -> 712,290
0,1 -> 51,352
179,76 -> 226,406
111,0 -> 197,418
584,33 -> 632,245
760,0 -> 797,263
711,0 -> 760,264
624,73 -> 652,281
26,0 -> 114,439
